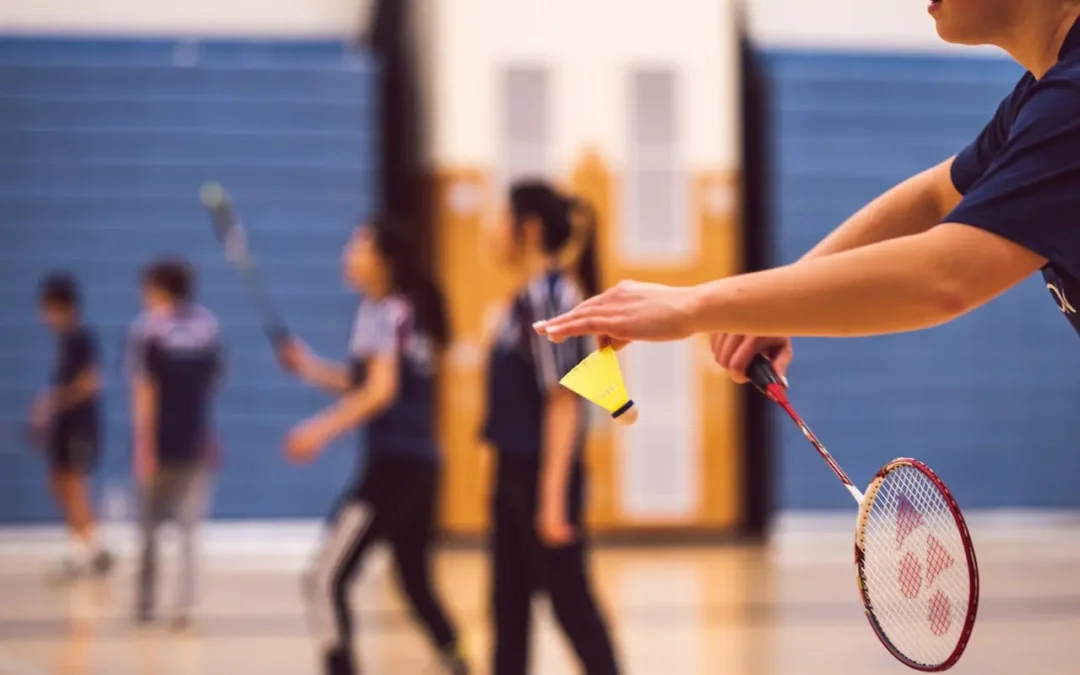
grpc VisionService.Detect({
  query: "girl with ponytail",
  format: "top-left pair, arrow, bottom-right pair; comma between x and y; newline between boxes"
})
481,180 -> 621,675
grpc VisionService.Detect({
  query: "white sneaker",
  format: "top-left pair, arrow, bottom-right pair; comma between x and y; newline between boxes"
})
47,558 -> 87,584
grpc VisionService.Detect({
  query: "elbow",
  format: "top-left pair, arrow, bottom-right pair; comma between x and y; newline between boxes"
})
929,270 -> 979,323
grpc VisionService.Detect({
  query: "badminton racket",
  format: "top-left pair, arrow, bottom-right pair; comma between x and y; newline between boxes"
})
200,182 -> 290,349
748,355 -> 979,672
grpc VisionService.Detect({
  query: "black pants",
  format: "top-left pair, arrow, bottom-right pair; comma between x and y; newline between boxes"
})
491,454 -> 620,675
304,456 -> 459,675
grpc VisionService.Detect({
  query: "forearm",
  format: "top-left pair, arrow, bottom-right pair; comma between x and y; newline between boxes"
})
801,158 -> 959,262
51,370 -> 100,412
541,393 -> 580,509
305,386 -> 393,447
131,379 -> 157,458
302,357 -> 351,393
689,230 -> 974,338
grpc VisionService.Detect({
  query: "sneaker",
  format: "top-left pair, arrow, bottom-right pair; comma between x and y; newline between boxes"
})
134,606 -> 154,627
170,613 -> 193,632
440,644 -> 470,675
47,558 -> 86,584
91,550 -> 115,576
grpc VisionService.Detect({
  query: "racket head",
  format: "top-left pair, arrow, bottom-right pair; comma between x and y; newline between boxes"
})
854,458 -> 979,672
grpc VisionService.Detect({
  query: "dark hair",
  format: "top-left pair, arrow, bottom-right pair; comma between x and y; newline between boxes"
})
142,257 -> 194,302
509,180 -> 600,297
39,273 -> 80,310
367,217 -> 452,349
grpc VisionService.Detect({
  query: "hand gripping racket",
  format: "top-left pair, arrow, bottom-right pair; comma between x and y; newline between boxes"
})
200,182 -> 290,349
748,355 -> 979,672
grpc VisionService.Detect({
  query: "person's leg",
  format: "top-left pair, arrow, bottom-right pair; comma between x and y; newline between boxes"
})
491,457 -> 537,675
537,463 -> 620,675
173,465 -> 210,626
302,495 -> 383,675
386,462 -> 466,671
136,471 -> 171,621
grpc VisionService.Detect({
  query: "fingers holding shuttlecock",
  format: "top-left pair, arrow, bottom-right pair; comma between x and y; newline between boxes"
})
559,347 -> 638,425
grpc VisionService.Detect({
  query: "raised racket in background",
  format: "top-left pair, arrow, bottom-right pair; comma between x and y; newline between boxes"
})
200,182 -> 290,348
748,355 -> 979,672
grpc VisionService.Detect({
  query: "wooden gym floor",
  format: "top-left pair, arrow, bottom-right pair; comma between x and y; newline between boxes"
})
0,515 -> 1078,675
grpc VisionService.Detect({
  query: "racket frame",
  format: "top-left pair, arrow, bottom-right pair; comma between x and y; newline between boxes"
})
200,184 -> 290,348
748,355 -> 980,672
855,458 -> 980,672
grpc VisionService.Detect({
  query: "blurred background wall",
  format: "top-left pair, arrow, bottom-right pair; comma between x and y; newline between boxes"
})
1,0 -> 1078,529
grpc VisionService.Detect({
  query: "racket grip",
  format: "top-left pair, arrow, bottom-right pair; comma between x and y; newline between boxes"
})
747,354 -> 784,395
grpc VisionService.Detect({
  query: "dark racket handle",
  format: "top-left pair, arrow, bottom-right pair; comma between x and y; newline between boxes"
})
747,354 -> 785,395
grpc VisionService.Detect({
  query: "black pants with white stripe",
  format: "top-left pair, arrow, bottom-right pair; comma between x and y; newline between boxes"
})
304,456 -> 459,675
491,453 -> 620,675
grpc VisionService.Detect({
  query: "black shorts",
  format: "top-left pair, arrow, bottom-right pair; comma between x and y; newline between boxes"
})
48,430 -> 100,475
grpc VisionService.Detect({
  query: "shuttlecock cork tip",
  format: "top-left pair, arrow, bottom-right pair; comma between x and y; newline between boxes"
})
611,401 -> 638,426
200,182 -> 225,208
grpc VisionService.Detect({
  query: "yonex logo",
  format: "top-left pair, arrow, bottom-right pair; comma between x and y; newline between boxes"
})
895,498 -> 957,637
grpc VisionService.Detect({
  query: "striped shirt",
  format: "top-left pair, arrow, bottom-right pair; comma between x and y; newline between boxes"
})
126,304 -> 223,465
348,294 -> 438,460
483,270 -> 590,457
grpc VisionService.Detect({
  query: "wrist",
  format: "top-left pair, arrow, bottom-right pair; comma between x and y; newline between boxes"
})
682,282 -> 719,334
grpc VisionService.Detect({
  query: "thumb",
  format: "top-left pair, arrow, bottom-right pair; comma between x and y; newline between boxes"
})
772,346 -> 793,386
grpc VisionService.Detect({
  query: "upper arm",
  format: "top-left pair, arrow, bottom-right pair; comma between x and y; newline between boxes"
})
926,156 -> 962,218
944,81 -> 1080,276
349,300 -> 403,401
363,353 -> 399,404
925,223 -> 1047,306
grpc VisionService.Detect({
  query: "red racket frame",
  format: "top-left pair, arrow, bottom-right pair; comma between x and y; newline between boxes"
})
748,355 -> 979,671
855,458 -> 980,672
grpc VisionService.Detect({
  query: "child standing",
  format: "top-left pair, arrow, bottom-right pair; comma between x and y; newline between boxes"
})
34,273 -> 113,581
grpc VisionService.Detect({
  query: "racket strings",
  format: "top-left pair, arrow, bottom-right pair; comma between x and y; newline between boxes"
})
859,465 -> 971,667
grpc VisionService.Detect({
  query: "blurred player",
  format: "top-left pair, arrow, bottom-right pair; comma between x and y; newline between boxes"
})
280,218 -> 468,675
33,273 -> 114,581
481,181 -> 621,675
127,259 -> 222,628
535,3 -> 1080,382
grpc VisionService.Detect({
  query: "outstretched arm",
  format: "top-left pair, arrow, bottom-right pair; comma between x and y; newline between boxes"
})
537,223 -> 1045,342
800,157 -> 961,261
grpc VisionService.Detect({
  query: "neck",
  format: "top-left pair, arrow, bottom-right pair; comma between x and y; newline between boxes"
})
1000,7 -> 1079,78
520,250 -> 557,280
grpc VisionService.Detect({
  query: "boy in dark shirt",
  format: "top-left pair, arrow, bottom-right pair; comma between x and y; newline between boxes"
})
33,274 -> 114,580
127,259 -> 222,628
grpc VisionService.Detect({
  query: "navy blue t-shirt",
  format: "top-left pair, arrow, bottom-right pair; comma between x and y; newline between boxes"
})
946,16 -> 1080,336
126,304 -> 223,465
349,295 -> 439,460
52,325 -> 100,440
483,270 -> 590,458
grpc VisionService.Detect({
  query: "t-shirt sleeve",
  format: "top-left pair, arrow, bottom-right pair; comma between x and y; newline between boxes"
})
349,299 -> 405,358
67,330 -> 97,375
526,278 -> 586,391
950,90 -> 1016,195
944,81 -> 1080,273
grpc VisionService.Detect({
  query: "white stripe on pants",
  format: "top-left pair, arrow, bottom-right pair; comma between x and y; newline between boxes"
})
303,502 -> 372,650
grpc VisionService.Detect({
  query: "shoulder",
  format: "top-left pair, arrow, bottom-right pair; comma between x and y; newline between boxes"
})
1014,71 -> 1080,128
189,304 -> 221,336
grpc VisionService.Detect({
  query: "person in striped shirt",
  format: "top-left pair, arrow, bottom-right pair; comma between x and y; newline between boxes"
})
482,181 -> 621,675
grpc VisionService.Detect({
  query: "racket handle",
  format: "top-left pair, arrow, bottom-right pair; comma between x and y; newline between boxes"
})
747,354 -> 784,395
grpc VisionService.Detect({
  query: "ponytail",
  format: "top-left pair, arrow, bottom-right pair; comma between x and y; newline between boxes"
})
409,271 -> 451,351
568,200 -> 601,297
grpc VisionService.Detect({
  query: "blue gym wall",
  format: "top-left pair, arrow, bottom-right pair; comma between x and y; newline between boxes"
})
765,51 -> 1080,510
0,37 -> 378,523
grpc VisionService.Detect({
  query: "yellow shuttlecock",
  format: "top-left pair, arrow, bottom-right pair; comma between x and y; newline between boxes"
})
559,347 -> 638,426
